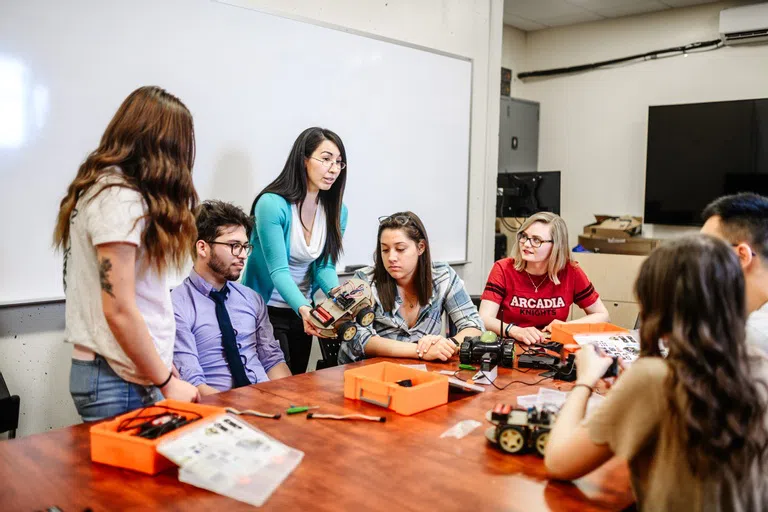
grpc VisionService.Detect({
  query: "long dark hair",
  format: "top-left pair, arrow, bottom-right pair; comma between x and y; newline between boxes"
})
54,86 -> 198,273
251,127 -> 346,265
373,211 -> 433,312
635,234 -> 768,487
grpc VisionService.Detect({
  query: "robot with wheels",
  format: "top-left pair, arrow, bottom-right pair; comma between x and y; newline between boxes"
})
307,279 -> 375,341
459,331 -> 515,368
484,404 -> 556,456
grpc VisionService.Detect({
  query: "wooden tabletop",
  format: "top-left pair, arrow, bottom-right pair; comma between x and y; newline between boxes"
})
0,358 -> 634,511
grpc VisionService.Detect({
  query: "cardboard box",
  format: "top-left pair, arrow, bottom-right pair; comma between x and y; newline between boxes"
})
583,215 -> 642,239
578,233 -> 661,256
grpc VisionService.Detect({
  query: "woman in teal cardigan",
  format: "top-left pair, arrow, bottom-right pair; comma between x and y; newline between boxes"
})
243,127 -> 348,374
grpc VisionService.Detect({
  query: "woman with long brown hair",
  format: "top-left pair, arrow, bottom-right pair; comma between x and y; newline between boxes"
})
339,211 -> 483,364
54,86 -> 200,421
545,234 -> 768,510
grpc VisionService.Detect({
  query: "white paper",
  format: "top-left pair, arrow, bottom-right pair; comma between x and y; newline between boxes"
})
400,363 -> 428,372
158,414 -> 304,507
440,419 -> 482,439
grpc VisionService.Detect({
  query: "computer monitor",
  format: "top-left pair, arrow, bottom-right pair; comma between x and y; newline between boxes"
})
496,171 -> 561,218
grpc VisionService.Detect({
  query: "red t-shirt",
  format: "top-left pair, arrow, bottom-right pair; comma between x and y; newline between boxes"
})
481,258 -> 600,329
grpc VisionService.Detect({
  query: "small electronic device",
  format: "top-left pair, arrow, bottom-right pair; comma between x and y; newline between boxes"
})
308,278 -> 375,341
459,331 -> 515,368
135,413 -> 196,439
544,353 -> 619,382
517,353 -> 558,370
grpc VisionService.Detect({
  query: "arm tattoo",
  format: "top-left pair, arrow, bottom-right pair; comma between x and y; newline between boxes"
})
99,258 -> 115,298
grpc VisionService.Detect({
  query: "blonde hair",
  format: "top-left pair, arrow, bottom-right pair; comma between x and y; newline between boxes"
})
510,212 -> 570,285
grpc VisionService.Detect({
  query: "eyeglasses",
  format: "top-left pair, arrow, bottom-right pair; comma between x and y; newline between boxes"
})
517,232 -> 553,248
207,241 -> 253,256
378,214 -> 412,226
310,156 -> 346,170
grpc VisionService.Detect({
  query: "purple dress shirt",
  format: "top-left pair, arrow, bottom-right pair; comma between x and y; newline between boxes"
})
172,269 -> 286,391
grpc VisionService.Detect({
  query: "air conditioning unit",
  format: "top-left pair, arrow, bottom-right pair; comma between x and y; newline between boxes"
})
720,3 -> 768,46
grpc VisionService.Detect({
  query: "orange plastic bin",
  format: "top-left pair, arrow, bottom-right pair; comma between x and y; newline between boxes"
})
90,399 -> 225,475
344,362 -> 448,416
551,322 -> 628,354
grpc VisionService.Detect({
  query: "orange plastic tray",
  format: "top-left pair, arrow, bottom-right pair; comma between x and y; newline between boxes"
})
551,322 -> 628,352
344,362 -> 448,416
90,399 -> 225,475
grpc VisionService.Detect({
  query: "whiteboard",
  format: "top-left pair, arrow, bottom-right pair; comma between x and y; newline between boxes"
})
0,0 -> 472,304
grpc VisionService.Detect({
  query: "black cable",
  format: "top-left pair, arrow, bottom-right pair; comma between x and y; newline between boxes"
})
518,38 -> 723,80
453,368 -> 553,390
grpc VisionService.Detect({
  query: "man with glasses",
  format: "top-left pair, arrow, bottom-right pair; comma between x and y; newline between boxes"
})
172,201 -> 291,395
702,193 -> 768,352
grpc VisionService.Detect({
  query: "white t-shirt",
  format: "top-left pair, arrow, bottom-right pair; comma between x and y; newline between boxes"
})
63,171 -> 175,385
268,203 -> 326,308
747,302 -> 768,354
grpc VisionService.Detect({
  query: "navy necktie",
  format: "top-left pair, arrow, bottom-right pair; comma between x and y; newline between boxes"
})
209,285 -> 250,388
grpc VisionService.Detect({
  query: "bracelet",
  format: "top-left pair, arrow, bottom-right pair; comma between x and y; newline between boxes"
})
572,383 -> 594,394
448,337 -> 459,347
504,323 -> 513,337
156,371 -> 173,389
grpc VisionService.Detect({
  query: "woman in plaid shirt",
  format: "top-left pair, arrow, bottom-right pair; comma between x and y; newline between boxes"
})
338,211 -> 483,364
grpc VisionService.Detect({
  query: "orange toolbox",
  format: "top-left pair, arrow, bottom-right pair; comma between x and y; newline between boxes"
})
90,399 -> 225,475
551,322 -> 628,353
344,361 -> 448,416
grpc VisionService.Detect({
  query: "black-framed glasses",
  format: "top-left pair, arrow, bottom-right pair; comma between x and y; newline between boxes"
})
310,156 -> 346,170
517,232 -> 553,248
207,241 -> 253,256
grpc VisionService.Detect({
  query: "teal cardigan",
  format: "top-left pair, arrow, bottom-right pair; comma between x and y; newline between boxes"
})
242,193 -> 348,314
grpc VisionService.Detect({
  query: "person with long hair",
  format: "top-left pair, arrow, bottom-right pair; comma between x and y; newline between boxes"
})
479,212 -> 609,345
339,211 -> 483,364
54,86 -> 200,421
242,127 -> 348,374
545,235 -> 768,510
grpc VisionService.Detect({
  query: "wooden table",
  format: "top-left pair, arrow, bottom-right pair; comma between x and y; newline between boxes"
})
0,358 -> 634,511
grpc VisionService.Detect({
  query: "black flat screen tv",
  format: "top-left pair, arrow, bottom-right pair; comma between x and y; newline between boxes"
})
644,98 -> 768,226
497,171 -> 560,218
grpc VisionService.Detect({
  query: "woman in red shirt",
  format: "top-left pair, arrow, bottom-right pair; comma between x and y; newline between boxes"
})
480,212 -> 609,344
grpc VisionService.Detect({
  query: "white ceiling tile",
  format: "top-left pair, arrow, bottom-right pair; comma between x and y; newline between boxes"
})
662,0 -> 718,6
504,0 -> 589,20
566,0 -> 646,10
503,13 -> 548,31
595,1 -> 671,18
537,11 -> 605,25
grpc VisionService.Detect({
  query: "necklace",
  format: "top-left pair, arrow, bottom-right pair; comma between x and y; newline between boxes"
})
526,272 -> 548,293
399,288 -> 417,309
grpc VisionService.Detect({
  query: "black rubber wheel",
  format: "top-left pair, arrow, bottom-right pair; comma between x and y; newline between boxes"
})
501,341 -> 515,368
533,429 -> 550,457
459,341 -> 472,364
497,425 -> 526,454
356,307 -> 375,327
338,322 -> 358,342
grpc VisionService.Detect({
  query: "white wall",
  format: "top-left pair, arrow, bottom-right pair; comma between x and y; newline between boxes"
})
503,2 -> 768,244
0,0 -> 503,437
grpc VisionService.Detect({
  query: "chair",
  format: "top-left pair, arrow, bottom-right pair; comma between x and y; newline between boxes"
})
316,337 -> 341,370
0,372 -> 20,439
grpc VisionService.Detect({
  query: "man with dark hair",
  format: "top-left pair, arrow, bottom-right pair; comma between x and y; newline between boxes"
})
172,200 -> 290,395
702,192 -> 768,352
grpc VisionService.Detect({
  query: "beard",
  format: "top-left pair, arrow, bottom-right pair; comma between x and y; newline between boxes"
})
207,252 -> 242,282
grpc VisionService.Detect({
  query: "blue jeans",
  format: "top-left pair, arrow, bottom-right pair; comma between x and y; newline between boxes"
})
69,355 -> 163,422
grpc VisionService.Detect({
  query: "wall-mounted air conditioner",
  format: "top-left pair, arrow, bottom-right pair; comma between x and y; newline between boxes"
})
720,2 -> 768,45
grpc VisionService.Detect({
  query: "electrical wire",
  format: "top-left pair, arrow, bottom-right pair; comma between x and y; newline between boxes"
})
307,413 -> 386,422
517,38 -> 723,80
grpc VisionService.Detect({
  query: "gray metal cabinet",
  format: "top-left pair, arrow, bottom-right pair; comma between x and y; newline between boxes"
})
498,97 -> 539,174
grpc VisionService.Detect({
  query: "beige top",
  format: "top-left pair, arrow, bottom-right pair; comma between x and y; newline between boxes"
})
63,171 -> 175,385
586,354 -> 768,512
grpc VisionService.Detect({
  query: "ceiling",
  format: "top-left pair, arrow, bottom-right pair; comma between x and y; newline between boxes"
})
503,0 -> 719,31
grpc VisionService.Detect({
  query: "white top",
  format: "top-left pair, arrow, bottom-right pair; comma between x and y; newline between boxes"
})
268,203 -> 327,308
747,301 -> 768,354
63,170 -> 175,385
